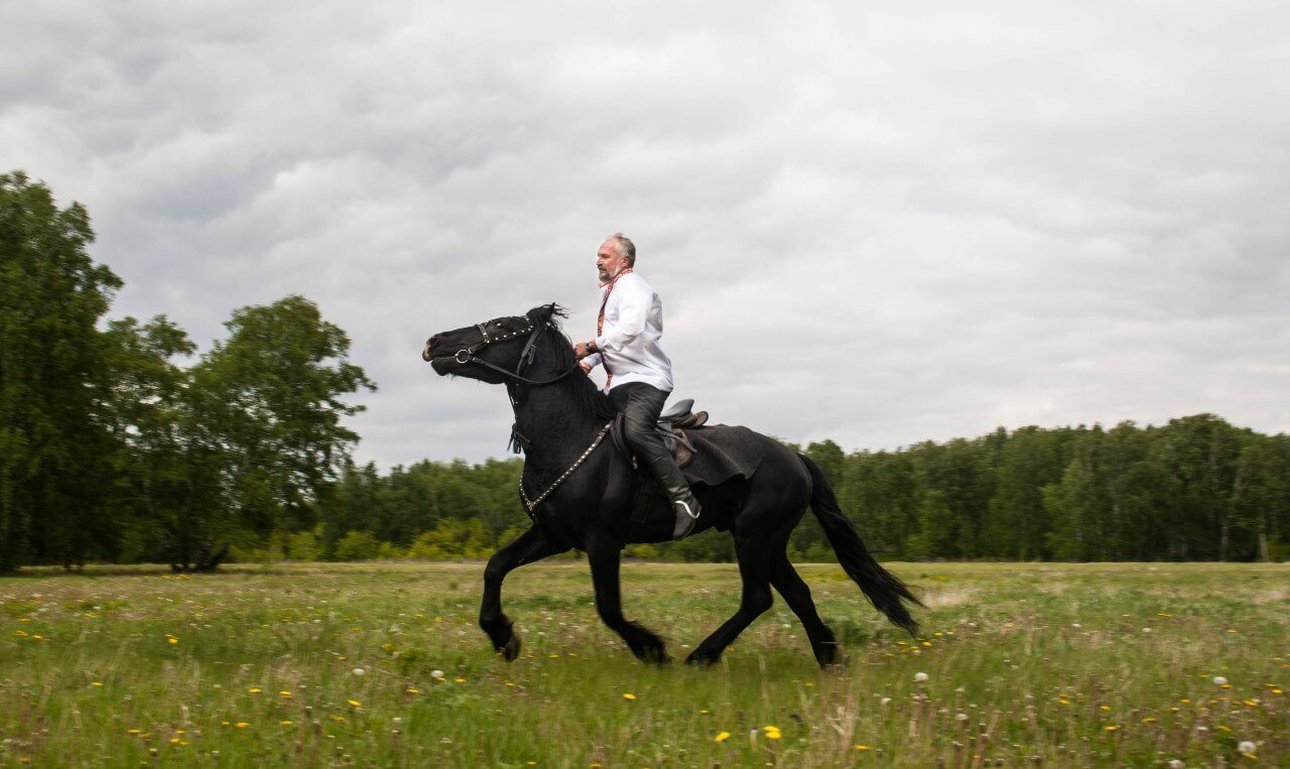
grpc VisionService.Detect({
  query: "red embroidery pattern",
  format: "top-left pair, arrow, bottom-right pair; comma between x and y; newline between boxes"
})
595,268 -> 633,390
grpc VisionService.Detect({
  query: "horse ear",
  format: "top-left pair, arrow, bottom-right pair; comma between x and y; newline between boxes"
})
527,303 -> 564,325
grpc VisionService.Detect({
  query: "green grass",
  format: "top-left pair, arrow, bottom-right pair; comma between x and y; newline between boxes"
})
1,561 -> 1286,768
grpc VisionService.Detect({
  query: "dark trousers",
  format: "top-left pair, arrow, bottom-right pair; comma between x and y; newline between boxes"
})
609,382 -> 691,499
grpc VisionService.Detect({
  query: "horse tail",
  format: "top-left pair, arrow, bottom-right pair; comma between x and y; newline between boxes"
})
798,453 -> 922,635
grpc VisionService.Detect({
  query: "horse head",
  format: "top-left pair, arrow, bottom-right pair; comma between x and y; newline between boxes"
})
422,303 -> 565,384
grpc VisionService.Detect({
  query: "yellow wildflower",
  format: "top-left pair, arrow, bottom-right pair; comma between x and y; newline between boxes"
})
715,731 -> 731,742
347,699 -> 361,707
622,693 -> 637,701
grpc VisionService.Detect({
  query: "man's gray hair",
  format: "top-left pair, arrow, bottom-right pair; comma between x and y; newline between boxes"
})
606,233 -> 636,267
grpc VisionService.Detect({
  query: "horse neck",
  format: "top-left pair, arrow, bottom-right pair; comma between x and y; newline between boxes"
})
509,378 -> 605,470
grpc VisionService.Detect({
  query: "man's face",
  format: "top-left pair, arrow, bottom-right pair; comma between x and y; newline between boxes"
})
596,240 -> 629,283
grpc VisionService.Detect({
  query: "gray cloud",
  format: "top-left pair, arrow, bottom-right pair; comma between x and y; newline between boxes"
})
3,0 -> 1287,466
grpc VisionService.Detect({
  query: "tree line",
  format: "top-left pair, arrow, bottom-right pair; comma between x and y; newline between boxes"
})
3,171 -> 1287,570
315,415 -> 1289,565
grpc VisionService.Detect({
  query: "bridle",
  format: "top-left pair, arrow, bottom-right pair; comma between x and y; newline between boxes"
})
442,317 -> 581,387
429,313 -> 615,518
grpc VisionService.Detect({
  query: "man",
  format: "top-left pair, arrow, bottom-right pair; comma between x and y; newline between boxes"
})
574,233 -> 702,539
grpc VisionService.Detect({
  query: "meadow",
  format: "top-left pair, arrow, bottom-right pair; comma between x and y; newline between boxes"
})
1,560 -> 1286,768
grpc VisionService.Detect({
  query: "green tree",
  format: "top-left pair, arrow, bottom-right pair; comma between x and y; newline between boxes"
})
99,315 -> 226,568
191,295 -> 376,560
1,171 -> 121,571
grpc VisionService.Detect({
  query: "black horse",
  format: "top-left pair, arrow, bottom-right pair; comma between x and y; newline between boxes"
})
422,304 -> 920,667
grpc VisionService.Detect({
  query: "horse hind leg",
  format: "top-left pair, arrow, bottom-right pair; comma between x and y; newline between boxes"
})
685,538 -> 775,667
770,554 -> 841,668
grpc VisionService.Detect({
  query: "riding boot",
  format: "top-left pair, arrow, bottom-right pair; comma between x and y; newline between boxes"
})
639,446 -> 702,539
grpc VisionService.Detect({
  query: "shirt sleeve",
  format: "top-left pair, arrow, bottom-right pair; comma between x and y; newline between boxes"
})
581,352 -> 601,371
594,279 -> 649,353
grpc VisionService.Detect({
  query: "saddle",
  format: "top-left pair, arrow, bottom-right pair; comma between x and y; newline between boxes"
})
610,397 -> 708,468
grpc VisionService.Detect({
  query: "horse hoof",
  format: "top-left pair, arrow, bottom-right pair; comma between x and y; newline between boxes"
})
498,634 -> 521,661
684,651 -> 720,667
636,644 -> 671,665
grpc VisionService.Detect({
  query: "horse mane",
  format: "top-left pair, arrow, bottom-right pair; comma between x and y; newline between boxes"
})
542,306 -> 617,421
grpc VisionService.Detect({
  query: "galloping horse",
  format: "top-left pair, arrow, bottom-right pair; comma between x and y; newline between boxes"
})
422,304 -> 920,667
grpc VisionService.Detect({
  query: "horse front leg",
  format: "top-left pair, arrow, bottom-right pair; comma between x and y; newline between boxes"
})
586,537 -> 670,664
480,524 -> 569,660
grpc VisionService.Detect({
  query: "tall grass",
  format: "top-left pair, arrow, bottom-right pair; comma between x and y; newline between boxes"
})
2,561 -> 1286,767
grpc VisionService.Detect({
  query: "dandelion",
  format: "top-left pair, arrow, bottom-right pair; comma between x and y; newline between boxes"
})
430,669 -> 445,680
622,693 -> 637,701
1213,676 -> 1229,685
455,677 -> 466,683
855,744 -> 871,751
279,690 -> 292,698
1238,741 -> 1256,754
91,681 -> 103,687
1104,725 -> 1120,732
352,668 -> 365,677
280,720 -> 293,726
1168,761 -> 1185,769
347,699 -> 361,708
880,697 -> 892,706
235,722 -> 249,729
714,731 -> 731,743
914,672 -> 929,683
763,725 -> 782,740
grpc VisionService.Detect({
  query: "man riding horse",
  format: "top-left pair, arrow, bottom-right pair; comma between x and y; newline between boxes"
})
573,233 -> 702,539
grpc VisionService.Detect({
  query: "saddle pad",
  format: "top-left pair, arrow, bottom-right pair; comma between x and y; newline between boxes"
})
678,424 -> 769,488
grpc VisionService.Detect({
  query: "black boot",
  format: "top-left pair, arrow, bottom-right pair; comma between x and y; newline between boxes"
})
642,450 -> 702,539
668,487 -> 702,539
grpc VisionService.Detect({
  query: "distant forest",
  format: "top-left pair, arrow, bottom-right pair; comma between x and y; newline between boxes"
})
3,171 -> 1288,571
318,413 -> 1289,565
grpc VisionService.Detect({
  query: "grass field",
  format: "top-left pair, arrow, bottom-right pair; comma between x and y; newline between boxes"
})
2,560 -> 1286,768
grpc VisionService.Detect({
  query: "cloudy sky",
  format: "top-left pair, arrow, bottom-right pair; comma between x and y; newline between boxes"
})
5,1 -> 1288,467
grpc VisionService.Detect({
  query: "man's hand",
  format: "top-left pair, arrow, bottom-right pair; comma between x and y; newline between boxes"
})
574,341 -> 596,360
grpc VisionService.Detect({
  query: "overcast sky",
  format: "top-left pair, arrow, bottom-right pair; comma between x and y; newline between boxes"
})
4,1 -> 1288,467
